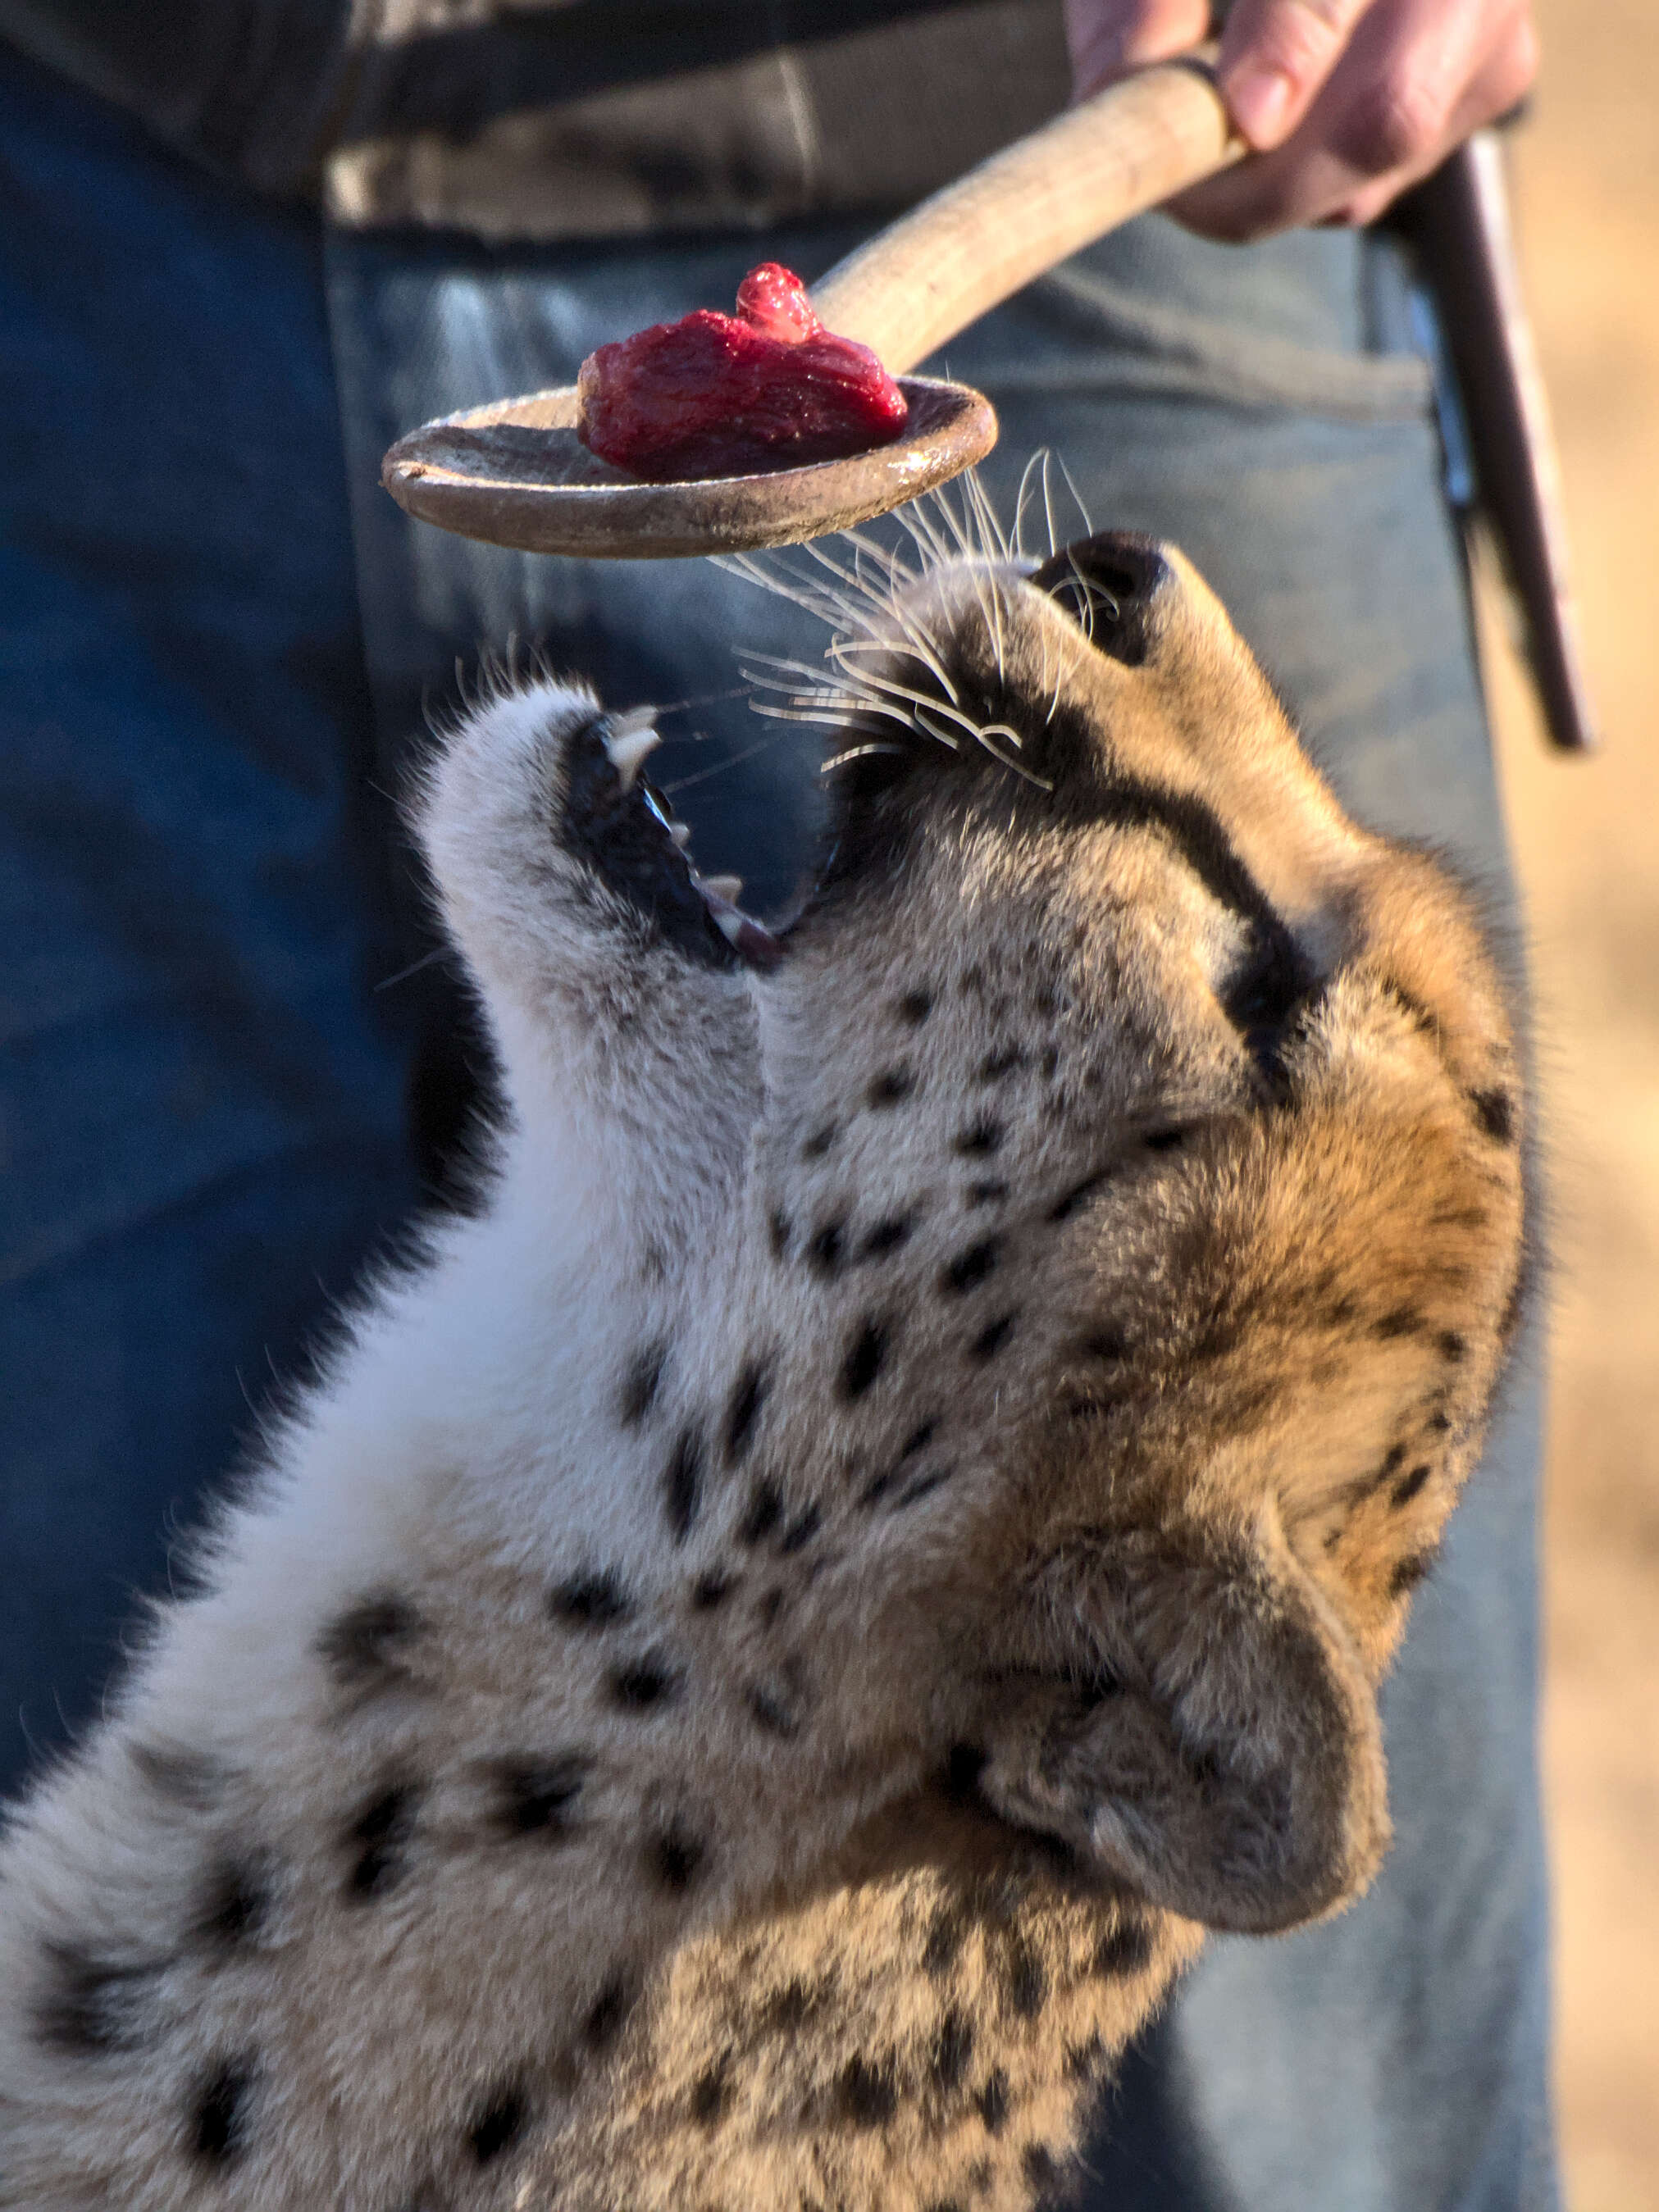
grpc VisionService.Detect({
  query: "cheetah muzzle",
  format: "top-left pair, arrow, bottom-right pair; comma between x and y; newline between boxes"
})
0,526 -> 1527,2210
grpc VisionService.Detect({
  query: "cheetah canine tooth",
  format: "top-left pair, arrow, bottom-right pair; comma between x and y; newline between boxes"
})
700,875 -> 744,904
604,708 -> 661,789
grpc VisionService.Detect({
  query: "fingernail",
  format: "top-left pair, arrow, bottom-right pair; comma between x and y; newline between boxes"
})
1227,64 -> 1297,147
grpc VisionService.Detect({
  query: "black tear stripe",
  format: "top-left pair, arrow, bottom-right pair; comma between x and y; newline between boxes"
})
1090,772 -> 1315,1072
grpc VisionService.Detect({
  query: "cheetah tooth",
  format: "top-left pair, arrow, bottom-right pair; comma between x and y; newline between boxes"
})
700,876 -> 743,904
712,905 -> 746,946
670,822 -> 691,850
604,710 -> 662,789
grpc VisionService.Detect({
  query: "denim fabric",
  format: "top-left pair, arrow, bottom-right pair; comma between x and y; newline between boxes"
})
0,44 -> 422,1771
0,36 -> 1556,2212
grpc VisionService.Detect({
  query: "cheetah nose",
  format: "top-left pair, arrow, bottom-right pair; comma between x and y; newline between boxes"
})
1031,530 -> 1173,668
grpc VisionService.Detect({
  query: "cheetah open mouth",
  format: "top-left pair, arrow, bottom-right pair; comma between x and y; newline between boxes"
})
566,704 -> 786,972
563,530 -> 1200,978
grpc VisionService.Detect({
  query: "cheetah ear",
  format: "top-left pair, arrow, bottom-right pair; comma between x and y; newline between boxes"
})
977,1525 -> 1390,1935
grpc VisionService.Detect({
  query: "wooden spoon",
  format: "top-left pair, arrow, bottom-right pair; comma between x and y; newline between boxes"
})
381,55 -> 1240,559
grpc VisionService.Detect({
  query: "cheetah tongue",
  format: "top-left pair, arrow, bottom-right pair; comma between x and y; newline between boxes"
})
695,876 -> 783,970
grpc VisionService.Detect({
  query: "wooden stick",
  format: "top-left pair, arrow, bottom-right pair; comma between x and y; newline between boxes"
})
815,57 -> 1239,371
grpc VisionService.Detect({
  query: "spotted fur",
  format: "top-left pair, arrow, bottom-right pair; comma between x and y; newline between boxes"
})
0,512 -> 1525,2210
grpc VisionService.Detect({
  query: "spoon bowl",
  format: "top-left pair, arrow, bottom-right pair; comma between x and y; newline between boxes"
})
381,376 -> 997,561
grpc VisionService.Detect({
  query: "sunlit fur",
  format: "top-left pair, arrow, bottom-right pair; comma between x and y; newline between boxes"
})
0,483 -> 1525,2211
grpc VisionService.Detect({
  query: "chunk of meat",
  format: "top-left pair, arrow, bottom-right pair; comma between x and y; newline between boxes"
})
577,263 -> 909,482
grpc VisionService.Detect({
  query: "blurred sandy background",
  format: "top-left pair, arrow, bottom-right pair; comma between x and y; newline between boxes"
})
1479,3 -> 1659,2205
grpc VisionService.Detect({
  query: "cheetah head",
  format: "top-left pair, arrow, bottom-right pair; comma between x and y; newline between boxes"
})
0,522 -> 1533,2212
425,523 -> 1527,1945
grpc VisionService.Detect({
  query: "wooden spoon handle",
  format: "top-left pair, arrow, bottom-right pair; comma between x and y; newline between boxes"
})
813,56 -> 1240,373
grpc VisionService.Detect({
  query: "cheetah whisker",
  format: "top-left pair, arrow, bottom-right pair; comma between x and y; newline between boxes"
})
829,628 -> 963,711
912,707 -> 964,752
1054,451 -> 1095,541
819,740 -> 910,772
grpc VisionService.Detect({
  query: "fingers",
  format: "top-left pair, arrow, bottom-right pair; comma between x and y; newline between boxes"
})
1321,7 -> 1538,225
1215,0 -> 1376,148
1162,0 -> 1538,239
1064,0 -> 1211,98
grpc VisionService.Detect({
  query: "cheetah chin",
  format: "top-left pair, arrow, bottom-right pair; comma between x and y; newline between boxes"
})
0,517 -> 1527,2211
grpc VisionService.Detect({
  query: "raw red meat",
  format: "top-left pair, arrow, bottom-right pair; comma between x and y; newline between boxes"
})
577,263 -> 909,482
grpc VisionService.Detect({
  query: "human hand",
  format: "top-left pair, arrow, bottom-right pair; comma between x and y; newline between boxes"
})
1064,0 -> 1538,238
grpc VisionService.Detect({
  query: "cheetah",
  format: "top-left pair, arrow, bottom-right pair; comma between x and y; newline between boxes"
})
0,519 -> 1527,2211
